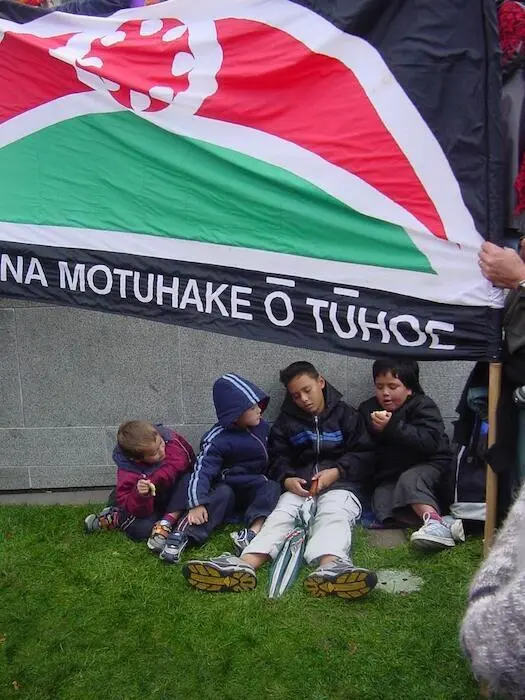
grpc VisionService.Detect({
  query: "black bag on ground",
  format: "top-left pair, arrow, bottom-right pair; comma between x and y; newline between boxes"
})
449,365 -> 489,534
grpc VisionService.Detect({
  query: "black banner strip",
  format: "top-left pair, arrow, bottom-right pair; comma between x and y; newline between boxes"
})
0,242 -> 502,360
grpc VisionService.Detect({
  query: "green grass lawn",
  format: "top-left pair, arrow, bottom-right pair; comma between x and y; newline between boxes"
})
0,505 -> 483,700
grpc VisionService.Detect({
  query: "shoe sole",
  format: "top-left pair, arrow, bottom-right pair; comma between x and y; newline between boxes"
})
182,561 -> 256,593
410,534 -> 455,551
304,568 -> 377,600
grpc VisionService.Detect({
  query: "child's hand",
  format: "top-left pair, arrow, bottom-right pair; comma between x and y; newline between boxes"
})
188,505 -> 208,525
371,410 -> 392,432
137,478 -> 154,496
283,477 -> 310,497
311,467 -> 339,493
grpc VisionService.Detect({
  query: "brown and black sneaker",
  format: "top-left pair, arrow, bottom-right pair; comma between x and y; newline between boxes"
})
183,553 -> 257,593
147,520 -> 173,553
304,558 -> 377,600
84,507 -> 121,534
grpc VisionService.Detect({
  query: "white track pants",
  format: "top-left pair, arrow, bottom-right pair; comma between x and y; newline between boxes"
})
243,489 -> 362,566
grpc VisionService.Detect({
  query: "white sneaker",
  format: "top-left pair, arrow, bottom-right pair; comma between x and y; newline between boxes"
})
443,515 -> 466,543
410,513 -> 455,551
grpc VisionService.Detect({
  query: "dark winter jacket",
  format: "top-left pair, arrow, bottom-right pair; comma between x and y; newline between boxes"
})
268,382 -> 374,503
359,394 -> 452,485
114,426 -> 194,518
187,374 -> 271,508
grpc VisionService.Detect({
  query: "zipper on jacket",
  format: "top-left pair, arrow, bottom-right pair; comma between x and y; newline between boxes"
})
249,430 -> 269,468
314,415 -> 320,475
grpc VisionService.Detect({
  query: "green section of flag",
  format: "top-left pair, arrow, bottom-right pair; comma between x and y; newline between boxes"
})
0,111 -> 433,272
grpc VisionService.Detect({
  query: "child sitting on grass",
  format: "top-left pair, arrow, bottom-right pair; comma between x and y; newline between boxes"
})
158,373 -> 281,564
84,421 -> 194,554
359,358 -> 463,550
182,361 -> 377,598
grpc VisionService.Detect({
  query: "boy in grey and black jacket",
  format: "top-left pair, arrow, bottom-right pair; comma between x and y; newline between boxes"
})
359,358 -> 460,551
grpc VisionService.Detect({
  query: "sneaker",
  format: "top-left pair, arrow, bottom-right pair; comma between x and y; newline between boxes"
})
147,520 -> 173,553
230,528 -> 256,555
443,515 -> 466,543
159,531 -> 189,564
304,558 -> 377,600
410,513 -> 455,550
182,553 -> 256,593
84,506 -> 121,533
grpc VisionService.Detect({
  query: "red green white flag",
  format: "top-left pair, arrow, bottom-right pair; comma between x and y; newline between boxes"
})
0,0 -> 503,358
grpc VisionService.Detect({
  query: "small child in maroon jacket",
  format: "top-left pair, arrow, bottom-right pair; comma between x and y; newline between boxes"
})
84,421 -> 195,553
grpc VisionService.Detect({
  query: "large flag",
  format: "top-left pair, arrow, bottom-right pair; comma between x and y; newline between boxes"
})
0,0 -> 503,359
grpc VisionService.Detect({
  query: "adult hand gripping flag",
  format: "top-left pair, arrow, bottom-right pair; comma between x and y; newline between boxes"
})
0,0 -> 504,359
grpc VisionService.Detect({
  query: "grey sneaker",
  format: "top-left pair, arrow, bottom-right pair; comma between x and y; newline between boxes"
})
147,520 -> 173,553
159,531 -> 188,564
443,515 -> 466,543
410,513 -> 455,550
230,528 -> 256,555
84,507 -> 121,533
182,553 -> 256,593
304,558 -> 377,599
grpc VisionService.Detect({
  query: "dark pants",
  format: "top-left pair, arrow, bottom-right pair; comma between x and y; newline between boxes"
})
372,464 -> 442,525
236,478 -> 281,527
184,482 -> 236,544
183,477 -> 281,544
120,476 -> 189,542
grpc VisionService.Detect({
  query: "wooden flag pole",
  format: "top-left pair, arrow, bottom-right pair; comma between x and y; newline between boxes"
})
479,362 -> 503,698
483,362 -> 502,556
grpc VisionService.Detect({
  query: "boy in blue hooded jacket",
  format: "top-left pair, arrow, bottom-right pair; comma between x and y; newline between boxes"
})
159,373 -> 281,563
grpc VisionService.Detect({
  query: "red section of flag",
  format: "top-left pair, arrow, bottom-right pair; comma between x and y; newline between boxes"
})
79,19 -> 192,112
0,31 -> 90,125
197,19 -> 446,240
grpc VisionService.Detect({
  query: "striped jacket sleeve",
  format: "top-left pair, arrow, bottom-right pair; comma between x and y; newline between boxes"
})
187,435 -> 224,508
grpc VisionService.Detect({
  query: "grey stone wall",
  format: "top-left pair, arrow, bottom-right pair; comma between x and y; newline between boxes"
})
0,296 -> 473,491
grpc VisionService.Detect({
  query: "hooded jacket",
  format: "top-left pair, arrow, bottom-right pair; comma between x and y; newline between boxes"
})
114,425 -> 194,518
268,382 -> 374,502
359,393 -> 452,485
187,374 -> 271,508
